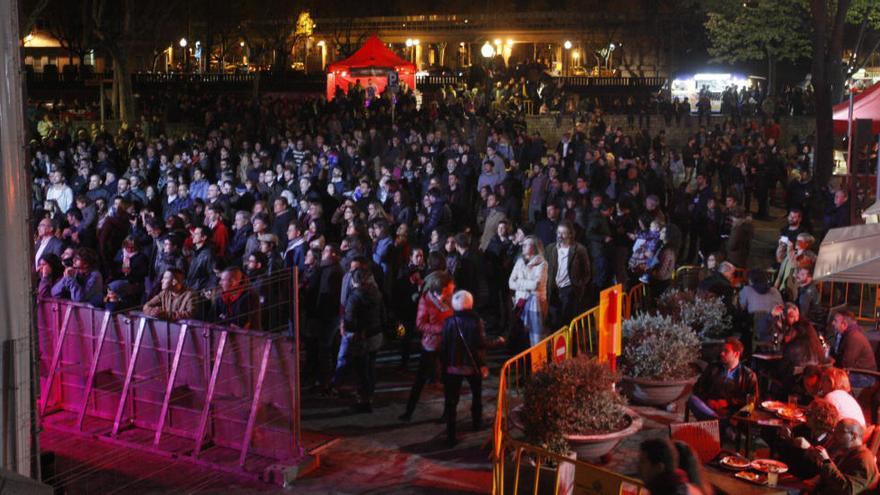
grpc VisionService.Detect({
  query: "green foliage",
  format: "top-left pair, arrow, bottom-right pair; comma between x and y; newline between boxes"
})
848,0 -> 880,31
704,0 -> 812,64
657,289 -> 733,340
521,356 -> 629,455
621,314 -> 700,380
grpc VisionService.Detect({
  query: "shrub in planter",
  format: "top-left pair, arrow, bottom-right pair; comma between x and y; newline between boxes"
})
621,314 -> 700,380
657,289 -> 732,340
520,356 -> 631,456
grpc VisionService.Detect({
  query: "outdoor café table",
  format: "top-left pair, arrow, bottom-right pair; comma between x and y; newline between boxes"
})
703,465 -> 807,495
731,408 -> 804,457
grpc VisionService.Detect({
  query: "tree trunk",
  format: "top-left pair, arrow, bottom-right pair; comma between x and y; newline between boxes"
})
110,47 -> 135,123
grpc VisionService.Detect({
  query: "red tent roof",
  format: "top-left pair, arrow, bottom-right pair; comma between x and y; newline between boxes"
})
327,35 -> 416,73
833,82 -> 880,135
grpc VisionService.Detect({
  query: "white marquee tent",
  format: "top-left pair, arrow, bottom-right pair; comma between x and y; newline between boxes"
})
814,223 -> 880,283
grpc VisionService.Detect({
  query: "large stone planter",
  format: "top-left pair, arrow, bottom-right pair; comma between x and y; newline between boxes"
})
620,375 -> 698,406
510,406 -> 643,462
564,407 -> 643,461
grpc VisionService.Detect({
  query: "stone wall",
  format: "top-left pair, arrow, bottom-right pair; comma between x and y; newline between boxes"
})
525,114 -> 817,149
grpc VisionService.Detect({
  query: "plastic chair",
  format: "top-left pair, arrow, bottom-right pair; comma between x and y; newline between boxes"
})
669,419 -> 721,464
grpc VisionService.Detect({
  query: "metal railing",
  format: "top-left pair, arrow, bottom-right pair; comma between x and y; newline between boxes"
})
36,274 -> 304,482
818,280 -> 880,323
492,284 -> 646,494
496,438 -> 644,495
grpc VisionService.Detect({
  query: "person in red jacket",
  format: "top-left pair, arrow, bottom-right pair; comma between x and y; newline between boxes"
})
399,271 -> 454,422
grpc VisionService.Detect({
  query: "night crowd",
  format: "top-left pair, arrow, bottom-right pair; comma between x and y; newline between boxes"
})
28,77 -> 875,465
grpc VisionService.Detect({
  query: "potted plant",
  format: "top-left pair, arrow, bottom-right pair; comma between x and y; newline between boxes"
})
657,289 -> 733,341
518,356 -> 642,462
619,314 -> 701,406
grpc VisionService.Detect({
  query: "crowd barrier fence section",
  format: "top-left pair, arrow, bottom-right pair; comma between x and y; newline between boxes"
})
818,280 -> 880,324
36,270 -> 305,482
492,283 -> 646,495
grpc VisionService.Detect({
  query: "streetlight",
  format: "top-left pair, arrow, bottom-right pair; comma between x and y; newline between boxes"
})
563,40 -> 572,50
481,41 -> 495,58
239,41 -> 245,47
506,39 -> 514,47
405,38 -> 413,47
413,39 -> 420,46
179,38 -> 187,48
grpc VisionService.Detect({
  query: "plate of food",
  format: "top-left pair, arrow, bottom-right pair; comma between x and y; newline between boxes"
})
735,470 -> 767,484
761,400 -> 786,411
776,407 -> 806,422
719,455 -> 751,470
751,458 -> 789,474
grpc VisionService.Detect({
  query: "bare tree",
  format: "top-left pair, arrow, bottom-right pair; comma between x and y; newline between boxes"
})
44,0 -> 94,69
91,0 -> 184,122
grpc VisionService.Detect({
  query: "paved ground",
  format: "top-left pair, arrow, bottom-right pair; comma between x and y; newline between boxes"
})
39,205 -> 795,494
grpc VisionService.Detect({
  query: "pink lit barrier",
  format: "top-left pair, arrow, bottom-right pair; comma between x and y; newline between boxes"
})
36,298 -> 305,481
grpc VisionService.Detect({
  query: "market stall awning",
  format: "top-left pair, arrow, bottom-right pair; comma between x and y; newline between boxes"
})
814,223 -> 880,283
325,35 -> 416,101
833,82 -> 880,135
327,35 -> 415,73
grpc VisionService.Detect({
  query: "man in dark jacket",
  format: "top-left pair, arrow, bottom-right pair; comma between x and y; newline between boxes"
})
333,268 -> 384,413
585,202 -> 613,290
439,290 -> 503,447
271,197 -> 295,243
689,338 -> 759,432
824,189 -> 850,232
314,244 -> 344,389
831,310 -> 877,388
545,221 -> 591,329
228,210 -> 252,267
186,226 -> 216,291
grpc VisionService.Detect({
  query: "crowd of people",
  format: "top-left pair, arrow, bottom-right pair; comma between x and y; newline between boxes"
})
29,76 -> 858,449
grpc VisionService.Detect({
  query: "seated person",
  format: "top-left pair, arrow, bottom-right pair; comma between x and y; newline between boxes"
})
143,269 -> 195,321
637,439 -> 702,495
689,337 -> 759,428
806,418 -> 878,495
830,310 -> 877,389
775,303 -> 827,398
818,367 -> 866,428
770,398 -> 839,479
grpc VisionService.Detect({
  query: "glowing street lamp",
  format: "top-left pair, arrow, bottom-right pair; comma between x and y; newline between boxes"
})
179,38 -> 187,48
481,41 -> 496,58
563,40 -> 572,50
405,38 -> 414,47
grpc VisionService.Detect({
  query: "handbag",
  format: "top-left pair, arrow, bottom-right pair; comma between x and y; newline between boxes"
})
513,297 -> 528,318
454,318 -> 489,378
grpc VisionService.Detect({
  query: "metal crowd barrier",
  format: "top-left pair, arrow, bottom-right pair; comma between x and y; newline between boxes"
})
36,295 -> 306,483
818,280 -> 880,324
492,284 -> 646,495
496,438 -> 644,495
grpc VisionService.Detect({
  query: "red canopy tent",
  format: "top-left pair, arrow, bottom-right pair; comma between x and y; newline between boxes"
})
326,36 -> 416,101
833,82 -> 880,135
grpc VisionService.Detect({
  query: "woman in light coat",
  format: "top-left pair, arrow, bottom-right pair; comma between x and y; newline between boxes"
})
508,236 -> 549,346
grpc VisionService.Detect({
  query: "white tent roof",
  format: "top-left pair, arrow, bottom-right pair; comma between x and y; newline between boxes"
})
814,223 -> 880,283
863,200 -> 880,217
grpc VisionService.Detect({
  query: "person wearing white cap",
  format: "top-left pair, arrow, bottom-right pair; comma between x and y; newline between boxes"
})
439,290 -> 504,447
